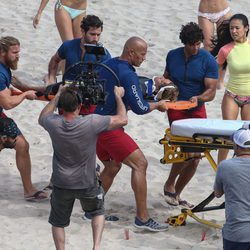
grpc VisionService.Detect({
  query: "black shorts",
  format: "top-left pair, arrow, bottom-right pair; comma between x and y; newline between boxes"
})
0,112 -> 22,136
49,183 -> 105,228
223,238 -> 250,250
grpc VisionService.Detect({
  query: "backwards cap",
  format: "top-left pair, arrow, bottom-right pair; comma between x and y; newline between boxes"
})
232,128 -> 250,148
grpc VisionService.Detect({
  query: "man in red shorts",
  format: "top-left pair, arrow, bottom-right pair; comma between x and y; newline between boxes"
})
161,23 -> 218,208
94,37 -> 169,232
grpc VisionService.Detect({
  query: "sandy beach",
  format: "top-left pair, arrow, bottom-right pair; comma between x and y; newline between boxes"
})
0,0 -> 250,249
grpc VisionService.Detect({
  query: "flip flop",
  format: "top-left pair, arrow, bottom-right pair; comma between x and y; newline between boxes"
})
164,191 -> 179,206
25,190 -> 49,202
179,199 -> 194,209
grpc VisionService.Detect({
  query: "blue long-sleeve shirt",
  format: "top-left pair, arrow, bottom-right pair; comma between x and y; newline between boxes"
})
95,57 -> 150,115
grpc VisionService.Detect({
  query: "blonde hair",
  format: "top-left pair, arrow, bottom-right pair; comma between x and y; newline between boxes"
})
0,36 -> 20,53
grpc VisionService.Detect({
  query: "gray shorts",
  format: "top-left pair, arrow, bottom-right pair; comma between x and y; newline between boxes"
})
49,183 -> 105,227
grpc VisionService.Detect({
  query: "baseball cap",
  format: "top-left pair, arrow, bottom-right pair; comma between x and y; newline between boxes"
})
232,128 -> 250,148
0,118 -> 18,138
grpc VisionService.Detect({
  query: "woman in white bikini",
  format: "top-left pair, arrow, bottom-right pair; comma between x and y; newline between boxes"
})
33,0 -> 87,41
198,0 -> 232,89
198,0 -> 231,51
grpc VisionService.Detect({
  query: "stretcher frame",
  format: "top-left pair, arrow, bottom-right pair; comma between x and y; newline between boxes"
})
159,128 -> 232,229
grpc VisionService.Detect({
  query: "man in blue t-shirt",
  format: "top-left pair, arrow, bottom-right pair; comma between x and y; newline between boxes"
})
94,36 -> 169,232
0,36 -> 48,201
45,15 -> 111,84
160,22 -> 218,208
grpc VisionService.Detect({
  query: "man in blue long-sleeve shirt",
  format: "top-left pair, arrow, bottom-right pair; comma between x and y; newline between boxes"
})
95,36 -> 168,232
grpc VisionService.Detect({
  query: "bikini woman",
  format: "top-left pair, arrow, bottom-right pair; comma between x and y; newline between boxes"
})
198,0 -> 232,89
33,0 -> 87,41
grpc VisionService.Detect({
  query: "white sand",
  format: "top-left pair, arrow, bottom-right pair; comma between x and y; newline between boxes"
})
0,0 -> 249,249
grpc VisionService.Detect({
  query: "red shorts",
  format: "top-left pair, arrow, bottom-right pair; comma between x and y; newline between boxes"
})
80,105 -> 96,115
167,105 -> 207,125
96,128 -> 139,163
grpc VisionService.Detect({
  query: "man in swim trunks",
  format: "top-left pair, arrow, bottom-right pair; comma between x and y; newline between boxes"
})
39,85 -> 128,250
94,36 -> 169,232
160,22 -> 218,208
0,36 -> 48,201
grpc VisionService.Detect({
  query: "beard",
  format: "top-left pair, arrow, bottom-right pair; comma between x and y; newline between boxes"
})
6,57 -> 18,70
85,38 -> 97,45
3,140 -> 16,149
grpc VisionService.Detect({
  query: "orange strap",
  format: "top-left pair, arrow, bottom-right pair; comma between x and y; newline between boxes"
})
165,100 -> 197,110
11,90 -> 54,101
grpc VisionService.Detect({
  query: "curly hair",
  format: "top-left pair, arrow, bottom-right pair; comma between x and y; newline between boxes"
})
179,22 -> 204,45
80,15 -> 103,33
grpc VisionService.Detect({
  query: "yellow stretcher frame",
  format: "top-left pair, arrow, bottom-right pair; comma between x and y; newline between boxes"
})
159,128 -> 233,229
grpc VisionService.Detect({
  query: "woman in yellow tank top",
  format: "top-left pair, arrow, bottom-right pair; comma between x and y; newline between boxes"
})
212,13 -> 250,163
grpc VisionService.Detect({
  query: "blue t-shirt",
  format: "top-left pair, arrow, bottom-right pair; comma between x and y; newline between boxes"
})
165,47 -> 218,105
58,38 -> 111,79
95,57 -> 150,115
0,63 -> 12,113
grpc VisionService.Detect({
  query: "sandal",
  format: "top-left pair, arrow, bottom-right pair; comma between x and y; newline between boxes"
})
164,191 -> 179,206
25,190 -> 49,202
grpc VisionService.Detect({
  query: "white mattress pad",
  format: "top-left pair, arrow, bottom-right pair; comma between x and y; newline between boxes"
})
171,119 -> 250,138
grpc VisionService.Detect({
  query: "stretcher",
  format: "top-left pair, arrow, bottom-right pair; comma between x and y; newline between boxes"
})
159,118 -> 250,229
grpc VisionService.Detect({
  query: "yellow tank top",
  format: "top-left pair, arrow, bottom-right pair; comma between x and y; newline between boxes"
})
217,40 -> 250,95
